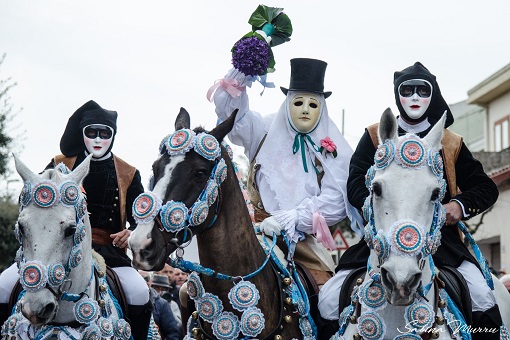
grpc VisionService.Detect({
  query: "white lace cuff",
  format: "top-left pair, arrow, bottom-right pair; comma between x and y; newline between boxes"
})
273,209 -> 299,243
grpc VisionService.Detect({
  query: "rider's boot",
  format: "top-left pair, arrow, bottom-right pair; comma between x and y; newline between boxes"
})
126,301 -> 153,340
471,304 -> 503,340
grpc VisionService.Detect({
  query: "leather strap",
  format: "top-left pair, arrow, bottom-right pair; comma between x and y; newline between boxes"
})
91,228 -> 115,246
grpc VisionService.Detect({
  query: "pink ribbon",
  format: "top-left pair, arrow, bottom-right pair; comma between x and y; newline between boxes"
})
206,78 -> 246,102
313,212 -> 336,251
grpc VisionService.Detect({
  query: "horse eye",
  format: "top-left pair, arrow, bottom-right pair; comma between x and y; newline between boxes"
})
64,226 -> 76,238
195,170 -> 208,179
372,182 -> 382,197
431,188 -> 440,201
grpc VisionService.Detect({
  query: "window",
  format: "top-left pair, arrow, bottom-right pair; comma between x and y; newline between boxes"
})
494,116 -> 509,151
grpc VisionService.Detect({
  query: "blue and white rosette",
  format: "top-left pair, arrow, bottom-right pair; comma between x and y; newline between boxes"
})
389,220 -> 424,257
47,263 -> 66,287
19,260 -> 47,292
160,201 -> 188,232
74,298 -> 99,324
228,280 -> 260,311
357,311 -> 385,340
197,293 -> 223,323
163,129 -> 196,156
59,181 -> 80,206
240,307 -> 265,337
214,159 -> 228,184
189,201 -> 209,226
81,324 -> 101,340
374,141 -> 395,170
98,317 -> 114,338
113,318 -> 132,340
195,133 -> 221,160
186,272 -> 205,300
212,311 -> 240,340
404,300 -> 435,331
395,136 -> 426,169
132,192 -> 161,224
359,281 -> 387,311
19,182 -> 32,207
32,181 -> 60,208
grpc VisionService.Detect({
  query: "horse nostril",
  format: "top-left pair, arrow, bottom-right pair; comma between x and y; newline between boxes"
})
39,302 -> 56,319
406,273 -> 422,291
381,267 -> 395,290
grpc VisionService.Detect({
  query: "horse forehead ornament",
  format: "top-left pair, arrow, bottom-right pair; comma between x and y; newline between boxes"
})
3,162 -> 131,340
340,134 -> 448,339
132,129 -> 227,235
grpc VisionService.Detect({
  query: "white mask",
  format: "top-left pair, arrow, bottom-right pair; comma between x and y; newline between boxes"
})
398,79 -> 432,121
289,92 -> 322,133
83,124 -> 113,158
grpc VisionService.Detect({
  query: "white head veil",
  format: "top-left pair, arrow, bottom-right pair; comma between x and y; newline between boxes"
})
256,91 -> 363,232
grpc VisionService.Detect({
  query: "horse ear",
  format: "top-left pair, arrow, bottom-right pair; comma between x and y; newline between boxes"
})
209,109 -> 238,143
175,107 -> 191,130
69,154 -> 92,185
13,153 -> 37,183
378,108 -> 398,145
424,111 -> 446,151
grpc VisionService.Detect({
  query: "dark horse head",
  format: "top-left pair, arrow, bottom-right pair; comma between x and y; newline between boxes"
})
129,107 -> 237,271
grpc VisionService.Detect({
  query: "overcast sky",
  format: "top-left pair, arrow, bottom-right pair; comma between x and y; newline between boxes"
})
2,1 -> 510,261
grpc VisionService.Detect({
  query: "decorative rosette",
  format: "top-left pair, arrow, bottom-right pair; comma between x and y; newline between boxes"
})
197,293 -> 223,323
113,318 -> 132,340
47,263 -> 66,287
158,133 -> 172,154
97,317 -> 114,338
390,220 -> 424,256
423,232 -> 442,256
212,311 -> 240,340
189,200 -> 209,226
19,182 -> 32,207
195,133 -> 221,160
231,5 -> 292,76
164,129 -> 196,156
374,141 -> 395,170
19,261 -> 48,292
74,223 -> 86,245
364,224 -> 374,249
59,181 -> 80,206
228,280 -> 260,311
439,179 -> 447,202
357,311 -> 385,340
81,325 -> 101,340
132,192 -> 161,224
76,197 -> 87,219
74,298 -> 99,324
394,335 -> 422,340
69,245 -> 83,268
359,281 -> 387,310
160,201 -> 188,232
205,180 -> 219,206
404,301 -> 435,330
373,231 -> 390,263
186,272 -> 205,300
299,316 -> 315,339
240,307 -> 265,337
395,136 -> 426,169
32,181 -> 60,208
4,313 -> 22,335
222,141 -> 234,159
365,165 -> 376,189
427,149 -> 444,179
214,159 -> 228,184
55,162 -> 71,174
362,196 -> 372,222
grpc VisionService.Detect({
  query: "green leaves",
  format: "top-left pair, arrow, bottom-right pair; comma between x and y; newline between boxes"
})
248,4 -> 293,47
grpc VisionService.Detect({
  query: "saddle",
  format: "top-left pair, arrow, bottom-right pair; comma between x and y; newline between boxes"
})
337,265 -> 472,324
7,266 -> 128,320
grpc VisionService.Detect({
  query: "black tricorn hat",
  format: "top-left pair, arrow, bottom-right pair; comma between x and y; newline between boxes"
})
280,58 -> 332,98
59,100 -> 118,157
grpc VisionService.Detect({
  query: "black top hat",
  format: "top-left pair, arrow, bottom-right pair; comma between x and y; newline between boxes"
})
280,58 -> 332,98
151,274 -> 171,288
59,100 -> 118,157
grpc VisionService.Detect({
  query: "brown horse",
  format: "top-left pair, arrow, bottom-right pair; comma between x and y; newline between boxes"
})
129,108 -> 311,339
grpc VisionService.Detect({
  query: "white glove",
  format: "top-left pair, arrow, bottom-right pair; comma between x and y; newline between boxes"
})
259,216 -> 284,237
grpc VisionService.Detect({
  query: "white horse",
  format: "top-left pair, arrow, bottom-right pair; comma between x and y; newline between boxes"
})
1,155 -> 131,339
336,109 -> 510,340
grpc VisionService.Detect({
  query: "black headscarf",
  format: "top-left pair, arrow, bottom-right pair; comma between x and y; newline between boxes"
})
394,62 -> 454,128
60,100 -> 118,157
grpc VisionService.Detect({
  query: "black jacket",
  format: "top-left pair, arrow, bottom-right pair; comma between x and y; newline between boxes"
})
150,288 -> 181,340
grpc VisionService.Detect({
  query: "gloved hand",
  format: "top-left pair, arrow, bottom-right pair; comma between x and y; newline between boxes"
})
259,216 -> 284,237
